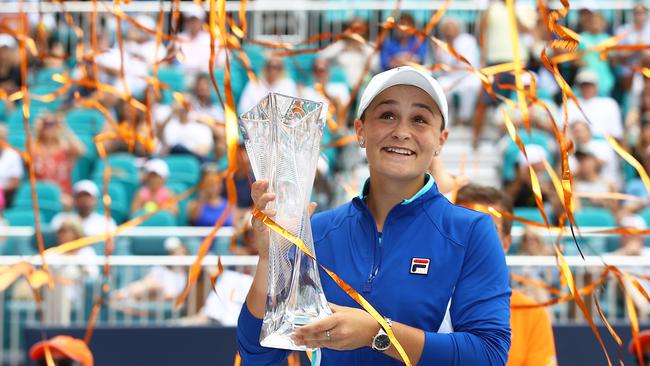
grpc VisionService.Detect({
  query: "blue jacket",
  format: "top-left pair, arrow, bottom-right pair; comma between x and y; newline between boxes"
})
237,178 -> 511,365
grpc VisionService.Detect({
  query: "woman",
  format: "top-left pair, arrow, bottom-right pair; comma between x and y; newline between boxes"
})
131,159 -> 177,215
32,113 -> 85,197
237,67 -> 511,365
187,171 -> 234,227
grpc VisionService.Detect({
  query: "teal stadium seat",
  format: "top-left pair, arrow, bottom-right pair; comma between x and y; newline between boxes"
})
157,66 -> 187,105
163,155 -> 201,188
92,154 -> 139,202
3,208 -> 43,255
513,207 -> 545,228
65,108 -> 106,137
13,182 -> 63,223
96,182 -> 130,224
574,207 -> 616,227
167,181 -> 190,226
131,209 -> 178,227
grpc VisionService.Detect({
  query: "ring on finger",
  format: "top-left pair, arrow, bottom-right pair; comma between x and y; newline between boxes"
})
326,329 -> 331,342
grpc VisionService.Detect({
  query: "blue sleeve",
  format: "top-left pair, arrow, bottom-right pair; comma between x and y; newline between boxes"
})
416,38 -> 427,63
236,303 -> 291,365
419,215 -> 511,365
380,39 -> 392,71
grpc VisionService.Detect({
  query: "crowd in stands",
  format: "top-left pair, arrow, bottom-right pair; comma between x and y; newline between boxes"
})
0,1 -> 649,311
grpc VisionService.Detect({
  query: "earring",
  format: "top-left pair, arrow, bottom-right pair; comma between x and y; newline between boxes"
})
434,150 -> 440,156
359,138 -> 365,147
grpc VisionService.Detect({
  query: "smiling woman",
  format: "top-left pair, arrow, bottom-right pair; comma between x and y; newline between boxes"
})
237,66 -> 511,366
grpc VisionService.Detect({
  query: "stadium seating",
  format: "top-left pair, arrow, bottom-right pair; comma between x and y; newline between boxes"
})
131,209 -> 178,227
92,154 -> 140,202
95,182 -> 130,224
157,66 -> 187,105
65,107 -> 106,137
12,182 -> 63,223
513,207 -> 546,227
163,155 -> 201,188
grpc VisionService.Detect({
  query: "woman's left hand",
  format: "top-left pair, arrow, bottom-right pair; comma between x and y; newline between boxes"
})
292,303 -> 380,351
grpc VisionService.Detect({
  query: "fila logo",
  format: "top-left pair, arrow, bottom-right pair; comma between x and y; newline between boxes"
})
410,258 -> 430,275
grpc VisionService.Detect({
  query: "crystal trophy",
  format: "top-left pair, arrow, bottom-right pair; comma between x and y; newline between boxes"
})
239,93 -> 332,351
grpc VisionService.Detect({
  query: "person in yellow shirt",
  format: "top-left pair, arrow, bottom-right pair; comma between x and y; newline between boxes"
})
456,184 -> 557,366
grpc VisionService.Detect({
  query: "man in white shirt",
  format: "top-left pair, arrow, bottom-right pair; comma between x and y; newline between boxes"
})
0,125 -> 24,206
189,73 -> 225,123
318,18 -> 379,88
565,68 -> 623,139
300,58 -> 350,121
162,101 -> 214,160
50,180 -> 117,236
435,18 -> 481,125
177,4 -> 226,79
95,15 -> 167,97
237,58 -> 298,113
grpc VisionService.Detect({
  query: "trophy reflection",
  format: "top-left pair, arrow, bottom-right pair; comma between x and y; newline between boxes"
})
239,93 -> 332,351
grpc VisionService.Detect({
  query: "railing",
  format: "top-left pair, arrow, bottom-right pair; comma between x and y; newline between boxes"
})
0,1 -> 640,46
1,249 -> 650,364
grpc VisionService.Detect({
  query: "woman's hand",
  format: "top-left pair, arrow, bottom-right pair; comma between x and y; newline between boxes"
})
292,303 -> 379,351
250,180 -> 317,260
250,180 -> 277,260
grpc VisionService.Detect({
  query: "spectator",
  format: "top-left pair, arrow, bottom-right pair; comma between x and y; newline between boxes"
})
569,120 -> 621,189
614,4 -> 650,93
160,100 -> 215,161
0,124 -> 24,207
177,3 -> 225,79
131,159 -> 178,215
237,57 -> 298,113
51,180 -> 117,237
0,34 -> 21,96
48,217 -> 99,321
95,17 -> 165,98
51,217 -> 99,279
518,226 -> 553,256
626,83 -> 650,140
194,269 -> 254,326
572,148 -> 617,211
300,58 -> 351,119
474,0 -> 532,147
565,68 -> 623,140
103,101 -> 154,157
380,13 -> 426,71
111,237 -> 188,301
434,17 -> 481,126
577,12 -> 615,97
189,73 -> 225,123
32,113 -> 85,200
504,145 -> 556,210
187,171 -> 233,227
319,18 -> 379,88
222,143 -> 254,209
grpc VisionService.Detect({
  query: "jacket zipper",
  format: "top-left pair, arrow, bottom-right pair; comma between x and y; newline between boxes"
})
363,232 -> 382,293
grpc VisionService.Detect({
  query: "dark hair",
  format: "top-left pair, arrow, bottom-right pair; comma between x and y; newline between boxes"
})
456,184 -> 514,236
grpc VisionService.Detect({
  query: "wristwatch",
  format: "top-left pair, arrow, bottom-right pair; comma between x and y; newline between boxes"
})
371,318 -> 392,352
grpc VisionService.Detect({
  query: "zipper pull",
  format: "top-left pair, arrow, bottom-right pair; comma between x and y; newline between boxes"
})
363,279 -> 372,293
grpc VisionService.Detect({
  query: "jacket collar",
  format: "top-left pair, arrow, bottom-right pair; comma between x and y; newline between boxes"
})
353,173 -> 440,218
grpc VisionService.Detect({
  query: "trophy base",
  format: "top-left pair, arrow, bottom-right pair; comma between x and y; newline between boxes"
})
259,315 -> 320,351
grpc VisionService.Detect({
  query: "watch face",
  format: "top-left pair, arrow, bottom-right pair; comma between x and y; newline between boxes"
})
374,334 -> 391,351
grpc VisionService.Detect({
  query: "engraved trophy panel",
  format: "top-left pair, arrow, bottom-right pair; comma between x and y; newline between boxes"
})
239,93 -> 331,351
